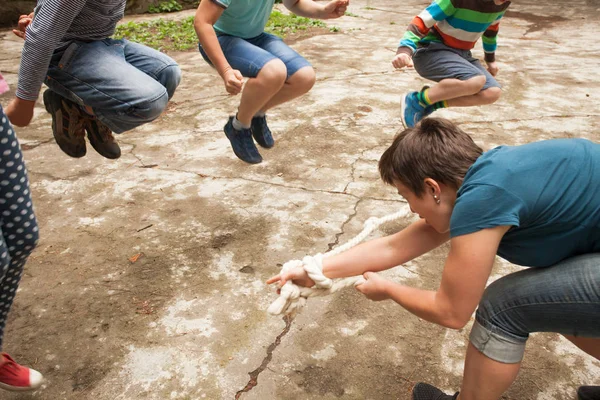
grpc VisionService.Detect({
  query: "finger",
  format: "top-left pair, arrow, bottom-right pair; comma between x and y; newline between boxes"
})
266,275 -> 281,284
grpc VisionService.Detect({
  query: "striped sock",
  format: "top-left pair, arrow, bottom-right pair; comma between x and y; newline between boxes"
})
431,100 -> 448,110
417,88 -> 433,106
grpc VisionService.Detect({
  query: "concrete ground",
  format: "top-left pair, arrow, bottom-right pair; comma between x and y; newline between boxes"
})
0,0 -> 599,399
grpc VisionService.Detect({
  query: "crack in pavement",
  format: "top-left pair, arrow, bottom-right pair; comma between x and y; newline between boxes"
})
327,197 -> 362,252
234,314 -> 293,399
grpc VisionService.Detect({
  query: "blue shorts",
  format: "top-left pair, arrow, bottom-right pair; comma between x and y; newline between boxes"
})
470,253 -> 600,364
412,42 -> 500,91
199,32 -> 311,79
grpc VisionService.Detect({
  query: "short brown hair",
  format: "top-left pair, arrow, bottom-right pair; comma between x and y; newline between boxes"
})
379,118 -> 483,196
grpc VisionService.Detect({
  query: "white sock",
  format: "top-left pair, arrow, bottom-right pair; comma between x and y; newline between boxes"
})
254,111 -> 266,118
232,115 -> 250,130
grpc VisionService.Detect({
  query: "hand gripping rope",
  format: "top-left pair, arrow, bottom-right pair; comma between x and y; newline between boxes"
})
268,208 -> 410,316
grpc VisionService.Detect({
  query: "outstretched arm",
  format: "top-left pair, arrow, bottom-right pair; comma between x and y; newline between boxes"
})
282,0 -> 348,20
267,219 -> 450,287
356,225 -> 509,329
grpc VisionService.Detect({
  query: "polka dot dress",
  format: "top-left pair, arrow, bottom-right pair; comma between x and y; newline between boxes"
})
0,107 -> 39,349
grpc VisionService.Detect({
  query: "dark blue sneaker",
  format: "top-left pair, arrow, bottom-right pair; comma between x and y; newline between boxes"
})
224,117 -> 262,164
251,115 -> 274,148
578,386 -> 600,400
412,383 -> 458,400
400,91 -> 427,128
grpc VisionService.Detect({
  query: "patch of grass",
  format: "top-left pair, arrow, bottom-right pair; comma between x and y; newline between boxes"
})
345,12 -> 360,17
390,21 -> 396,25
265,10 -> 327,37
148,0 -> 183,13
114,11 -> 335,52
113,16 -> 198,51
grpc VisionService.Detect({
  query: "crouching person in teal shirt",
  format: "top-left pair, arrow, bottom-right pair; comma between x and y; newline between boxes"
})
268,118 -> 600,399
195,0 -> 348,164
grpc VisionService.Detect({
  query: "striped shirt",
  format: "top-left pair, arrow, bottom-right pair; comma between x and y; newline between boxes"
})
397,0 -> 510,63
16,0 -> 126,101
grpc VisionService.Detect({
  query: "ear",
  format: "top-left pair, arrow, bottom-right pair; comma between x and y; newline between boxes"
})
423,178 -> 441,197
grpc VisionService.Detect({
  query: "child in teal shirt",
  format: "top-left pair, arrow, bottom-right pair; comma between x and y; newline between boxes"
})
194,0 -> 348,164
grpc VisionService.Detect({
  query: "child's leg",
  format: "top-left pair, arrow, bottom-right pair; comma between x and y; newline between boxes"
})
413,44 -> 501,108
236,58 -> 287,125
46,39 -> 180,134
0,106 -> 39,347
251,33 -> 315,113
460,253 -> 600,400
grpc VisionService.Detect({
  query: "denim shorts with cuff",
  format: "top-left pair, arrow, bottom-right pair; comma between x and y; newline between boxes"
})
199,32 -> 311,79
470,253 -> 600,364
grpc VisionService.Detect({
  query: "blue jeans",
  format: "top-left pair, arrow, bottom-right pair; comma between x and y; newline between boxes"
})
199,32 -> 311,79
413,42 -> 500,91
470,253 -> 600,363
45,39 -> 182,134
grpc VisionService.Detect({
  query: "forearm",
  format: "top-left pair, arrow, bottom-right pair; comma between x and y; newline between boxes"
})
283,0 -> 325,19
195,22 -> 231,77
384,282 -> 458,328
17,0 -> 85,101
323,219 -> 449,279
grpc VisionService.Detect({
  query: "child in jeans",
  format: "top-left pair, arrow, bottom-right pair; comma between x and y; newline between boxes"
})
194,0 -> 348,164
392,0 -> 511,128
6,0 -> 182,160
0,73 -> 42,392
269,119 -> 600,400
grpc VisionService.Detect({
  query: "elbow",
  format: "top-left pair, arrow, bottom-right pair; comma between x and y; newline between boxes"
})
442,317 -> 469,330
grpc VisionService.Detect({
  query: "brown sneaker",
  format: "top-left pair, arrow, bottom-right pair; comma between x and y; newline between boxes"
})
43,89 -> 86,158
85,117 -> 121,159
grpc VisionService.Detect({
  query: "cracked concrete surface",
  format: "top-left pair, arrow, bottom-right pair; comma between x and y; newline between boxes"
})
0,0 -> 599,399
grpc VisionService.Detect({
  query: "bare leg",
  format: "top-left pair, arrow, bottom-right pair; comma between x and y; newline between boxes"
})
237,59 -> 287,125
425,76 -> 502,108
563,335 -> 600,359
260,66 -> 316,113
458,343 -> 521,400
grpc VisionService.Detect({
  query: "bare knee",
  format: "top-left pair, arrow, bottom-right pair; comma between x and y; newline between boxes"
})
479,87 -> 502,104
463,75 -> 487,94
288,66 -> 316,94
257,59 -> 287,88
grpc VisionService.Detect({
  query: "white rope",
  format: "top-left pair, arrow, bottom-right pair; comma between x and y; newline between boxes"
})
268,207 -> 410,316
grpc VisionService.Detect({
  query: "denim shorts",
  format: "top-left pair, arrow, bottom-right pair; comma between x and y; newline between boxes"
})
199,32 -> 311,79
412,42 -> 500,91
470,253 -> 600,364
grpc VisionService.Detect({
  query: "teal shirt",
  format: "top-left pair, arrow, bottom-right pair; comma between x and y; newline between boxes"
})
212,0 -> 275,39
450,139 -> 600,267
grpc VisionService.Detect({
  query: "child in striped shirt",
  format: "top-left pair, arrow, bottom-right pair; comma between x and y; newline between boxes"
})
392,0 -> 511,128
6,0 -> 182,160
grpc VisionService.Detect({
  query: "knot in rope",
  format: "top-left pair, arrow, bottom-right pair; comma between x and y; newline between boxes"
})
268,208 -> 409,316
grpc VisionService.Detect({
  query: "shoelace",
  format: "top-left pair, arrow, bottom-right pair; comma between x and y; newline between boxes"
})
63,101 -> 86,139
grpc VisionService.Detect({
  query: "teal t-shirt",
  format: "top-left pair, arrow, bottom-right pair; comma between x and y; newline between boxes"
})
212,0 -> 275,39
450,139 -> 600,267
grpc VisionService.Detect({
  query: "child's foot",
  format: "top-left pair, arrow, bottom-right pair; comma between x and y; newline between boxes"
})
251,115 -> 274,148
0,353 -> 43,392
412,382 -> 458,400
400,91 -> 427,128
86,117 -> 121,159
578,386 -> 600,400
224,116 -> 262,164
43,89 -> 86,158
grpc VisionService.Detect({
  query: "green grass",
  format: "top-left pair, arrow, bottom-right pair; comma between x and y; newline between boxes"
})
113,11 -> 333,52
113,17 -> 197,51
265,10 -> 327,37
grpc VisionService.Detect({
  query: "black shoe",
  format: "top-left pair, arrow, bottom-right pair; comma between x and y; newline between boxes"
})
43,90 -> 86,158
251,115 -> 274,148
578,386 -> 600,400
85,117 -> 121,159
224,117 -> 262,164
412,383 -> 458,400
